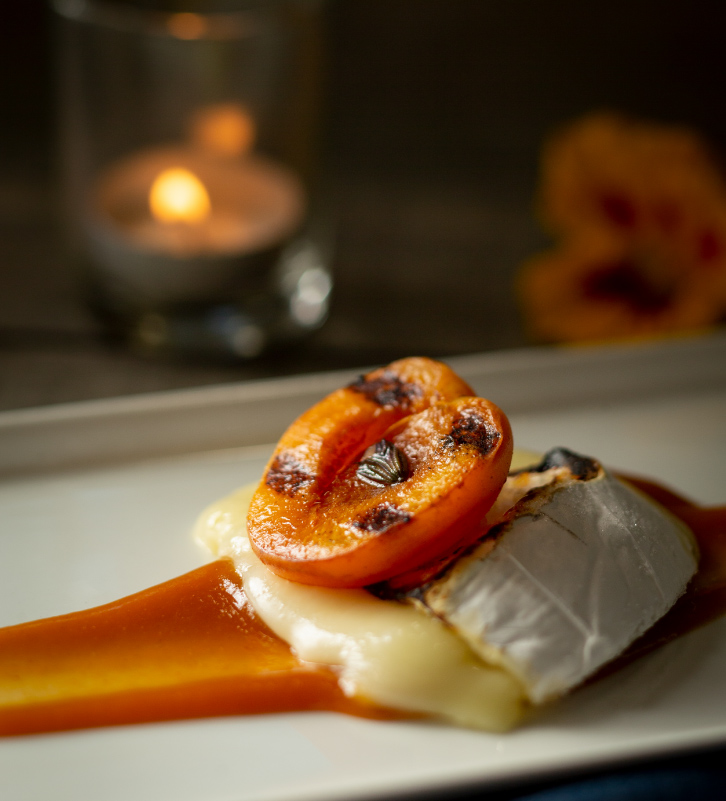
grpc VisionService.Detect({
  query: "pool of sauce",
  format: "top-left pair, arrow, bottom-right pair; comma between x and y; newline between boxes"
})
0,560 -> 399,736
0,478 -> 723,737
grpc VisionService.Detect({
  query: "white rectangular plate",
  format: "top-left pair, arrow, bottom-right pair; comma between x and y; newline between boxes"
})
2,336 -> 726,801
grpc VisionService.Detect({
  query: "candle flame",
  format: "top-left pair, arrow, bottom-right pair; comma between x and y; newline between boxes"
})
149,168 -> 211,224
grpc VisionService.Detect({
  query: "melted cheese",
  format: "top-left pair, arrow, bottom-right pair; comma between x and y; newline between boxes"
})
194,484 -> 526,731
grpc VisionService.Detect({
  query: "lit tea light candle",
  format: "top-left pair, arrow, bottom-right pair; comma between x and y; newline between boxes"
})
85,145 -> 306,305
149,167 -> 211,224
56,0 -> 330,358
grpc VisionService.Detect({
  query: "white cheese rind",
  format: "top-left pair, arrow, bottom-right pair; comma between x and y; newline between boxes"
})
423,471 -> 698,703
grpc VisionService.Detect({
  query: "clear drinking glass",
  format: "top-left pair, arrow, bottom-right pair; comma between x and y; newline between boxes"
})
53,0 -> 331,359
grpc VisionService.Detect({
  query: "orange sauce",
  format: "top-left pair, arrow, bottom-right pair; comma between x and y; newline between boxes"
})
0,559 -> 398,736
0,479 -> 723,737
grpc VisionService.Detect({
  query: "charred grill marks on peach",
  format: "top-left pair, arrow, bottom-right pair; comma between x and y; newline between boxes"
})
443,412 -> 500,456
352,503 -> 413,534
265,452 -> 314,496
348,372 -> 423,409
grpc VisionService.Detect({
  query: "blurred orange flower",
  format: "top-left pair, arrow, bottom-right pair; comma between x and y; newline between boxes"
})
519,113 -> 726,343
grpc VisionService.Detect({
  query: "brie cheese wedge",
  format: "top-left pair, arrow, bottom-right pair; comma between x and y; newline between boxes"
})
413,449 -> 699,703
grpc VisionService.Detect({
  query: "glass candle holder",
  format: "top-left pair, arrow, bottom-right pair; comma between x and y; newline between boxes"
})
53,0 -> 331,359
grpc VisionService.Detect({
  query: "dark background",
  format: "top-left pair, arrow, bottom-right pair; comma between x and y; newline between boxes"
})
2,0 -> 726,409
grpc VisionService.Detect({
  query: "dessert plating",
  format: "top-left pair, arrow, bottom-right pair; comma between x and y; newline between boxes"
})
0,357 -> 720,736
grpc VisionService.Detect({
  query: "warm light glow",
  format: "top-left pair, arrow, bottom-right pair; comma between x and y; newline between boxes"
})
190,103 -> 256,158
167,13 -> 207,40
149,168 -> 211,224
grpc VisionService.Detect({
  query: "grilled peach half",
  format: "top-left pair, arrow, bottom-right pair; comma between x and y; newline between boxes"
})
247,358 -> 512,588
